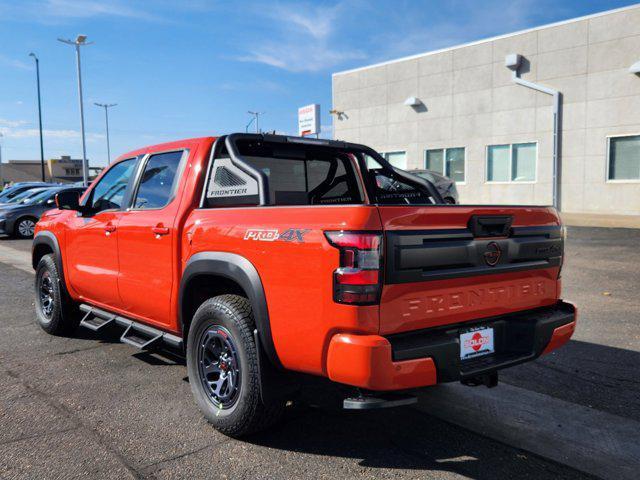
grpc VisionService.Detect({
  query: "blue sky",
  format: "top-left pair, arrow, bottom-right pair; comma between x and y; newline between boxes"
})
0,0 -> 636,166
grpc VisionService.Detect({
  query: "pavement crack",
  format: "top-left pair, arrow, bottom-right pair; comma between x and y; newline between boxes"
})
139,439 -> 232,473
534,362 -> 640,388
55,343 -> 108,356
0,426 -> 80,447
2,366 -> 145,480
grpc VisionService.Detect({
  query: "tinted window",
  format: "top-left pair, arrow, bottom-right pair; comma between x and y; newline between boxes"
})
609,135 -> 640,180
9,188 -> 47,204
90,158 -> 137,212
133,151 -> 183,209
1,186 -> 34,202
487,143 -> 536,182
22,189 -> 57,205
204,144 -> 363,207
243,155 -> 362,205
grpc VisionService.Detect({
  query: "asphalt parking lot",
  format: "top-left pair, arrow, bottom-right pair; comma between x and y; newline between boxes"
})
0,227 -> 638,479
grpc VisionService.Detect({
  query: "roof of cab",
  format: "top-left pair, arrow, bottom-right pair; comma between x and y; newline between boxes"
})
115,136 -> 217,163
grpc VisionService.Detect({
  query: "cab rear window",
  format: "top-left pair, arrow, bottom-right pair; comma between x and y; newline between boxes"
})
203,143 -> 364,207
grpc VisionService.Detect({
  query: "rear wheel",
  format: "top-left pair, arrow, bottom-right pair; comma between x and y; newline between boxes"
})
35,254 -> 81,335
186,295 -> 285,437
15,217 -> 37,239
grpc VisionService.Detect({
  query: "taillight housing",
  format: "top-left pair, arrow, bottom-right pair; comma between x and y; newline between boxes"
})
325,231 -> 383,305
558,224 -> 567,278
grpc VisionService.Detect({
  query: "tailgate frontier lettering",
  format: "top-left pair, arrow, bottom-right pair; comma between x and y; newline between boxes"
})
403,279 -> 548,318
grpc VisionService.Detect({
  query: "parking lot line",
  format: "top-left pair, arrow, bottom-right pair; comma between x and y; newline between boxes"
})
0,244 -> 33,274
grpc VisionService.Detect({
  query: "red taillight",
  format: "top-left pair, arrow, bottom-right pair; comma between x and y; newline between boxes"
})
325,231 -> 382,305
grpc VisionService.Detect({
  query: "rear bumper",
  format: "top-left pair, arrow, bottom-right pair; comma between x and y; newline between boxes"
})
326,300 -> 576,391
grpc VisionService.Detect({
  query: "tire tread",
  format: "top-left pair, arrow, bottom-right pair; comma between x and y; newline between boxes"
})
187,294 -> 284,437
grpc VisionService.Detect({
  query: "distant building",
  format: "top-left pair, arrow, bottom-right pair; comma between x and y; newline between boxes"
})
0,156 -> 103,184
332,4 -> 640,227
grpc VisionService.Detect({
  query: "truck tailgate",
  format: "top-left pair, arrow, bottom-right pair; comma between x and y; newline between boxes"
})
378,205 -> 563,335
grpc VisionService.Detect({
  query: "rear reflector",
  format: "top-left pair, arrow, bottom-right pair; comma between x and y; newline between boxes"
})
325,231 -> 383,305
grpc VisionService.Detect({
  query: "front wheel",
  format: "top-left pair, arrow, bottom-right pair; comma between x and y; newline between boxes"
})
35,254 -> 80,335
186,295 -> 285,437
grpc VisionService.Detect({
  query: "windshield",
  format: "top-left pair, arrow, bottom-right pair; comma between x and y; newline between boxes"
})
0,190 -> 14,202
22,189 -> 57,205
0,186 -> 31,202
6,188 -> 47,204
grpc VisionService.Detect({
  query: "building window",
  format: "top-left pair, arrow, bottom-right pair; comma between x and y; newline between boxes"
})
382,151 -> 407,169
425,147 -> 465,182
608,135 -> 640,180
487,142 -> 536,182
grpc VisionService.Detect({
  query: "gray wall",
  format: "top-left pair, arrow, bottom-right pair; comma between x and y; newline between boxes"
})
332,5 -> 640,216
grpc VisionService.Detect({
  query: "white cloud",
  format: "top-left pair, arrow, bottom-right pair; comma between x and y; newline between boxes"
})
238,46 -> 365,73
236,1 -> 365,73
218,79 -> 288,93
0,0 -> 170,24
42,0 -> 164,21
0,119 -> 28,128
267,4 -> 335,40
0,55 -> 31,70
0,123 -> 103,141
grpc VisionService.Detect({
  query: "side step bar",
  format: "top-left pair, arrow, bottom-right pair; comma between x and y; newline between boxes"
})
80,310 -> 116,331
78,304 -> 183,351
343,392 -> 417,410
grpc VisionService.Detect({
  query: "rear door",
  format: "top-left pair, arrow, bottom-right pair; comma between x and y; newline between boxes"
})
116,149 -> 189,329
378,205 -> 563,335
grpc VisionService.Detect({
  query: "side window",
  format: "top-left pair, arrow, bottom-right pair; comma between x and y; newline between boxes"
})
133,151 -> 184,209
89,158 -> 137,212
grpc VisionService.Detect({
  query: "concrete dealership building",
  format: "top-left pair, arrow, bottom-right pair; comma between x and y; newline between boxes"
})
332,4 -> 640,226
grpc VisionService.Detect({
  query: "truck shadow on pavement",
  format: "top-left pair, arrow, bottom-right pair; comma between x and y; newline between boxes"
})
502,339 -> 640,423
58,327 -> 625,478
244,398 -> 586,479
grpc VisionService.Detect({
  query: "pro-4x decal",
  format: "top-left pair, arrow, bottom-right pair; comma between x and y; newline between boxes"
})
278,228 -> 309,242
244,229 -> 279,241
244,228 -> 309,243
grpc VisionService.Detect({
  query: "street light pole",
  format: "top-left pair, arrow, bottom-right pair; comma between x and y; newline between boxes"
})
0,133 -> 3,187
28,53 -> 46,182
58,35 -> 93,186
247,111 -> 264,133
94,103 -> 117,164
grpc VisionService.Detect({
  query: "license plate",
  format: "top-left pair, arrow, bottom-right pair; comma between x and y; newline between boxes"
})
460,327 -> 494,360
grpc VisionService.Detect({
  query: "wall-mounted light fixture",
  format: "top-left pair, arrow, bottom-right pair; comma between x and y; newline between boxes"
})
504,53 -> 521,71
329,108 -> 347,121
404,96 -> 422,107
630,60 -> 640,74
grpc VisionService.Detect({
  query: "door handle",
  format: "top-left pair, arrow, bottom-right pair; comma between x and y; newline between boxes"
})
152,225 -> 170,236
104,223 -> 116,234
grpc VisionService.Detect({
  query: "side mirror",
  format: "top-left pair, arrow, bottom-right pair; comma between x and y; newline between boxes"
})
55,191 -> 81,211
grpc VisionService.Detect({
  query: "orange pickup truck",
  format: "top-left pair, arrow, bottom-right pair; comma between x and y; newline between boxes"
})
32,133 -> 576,436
